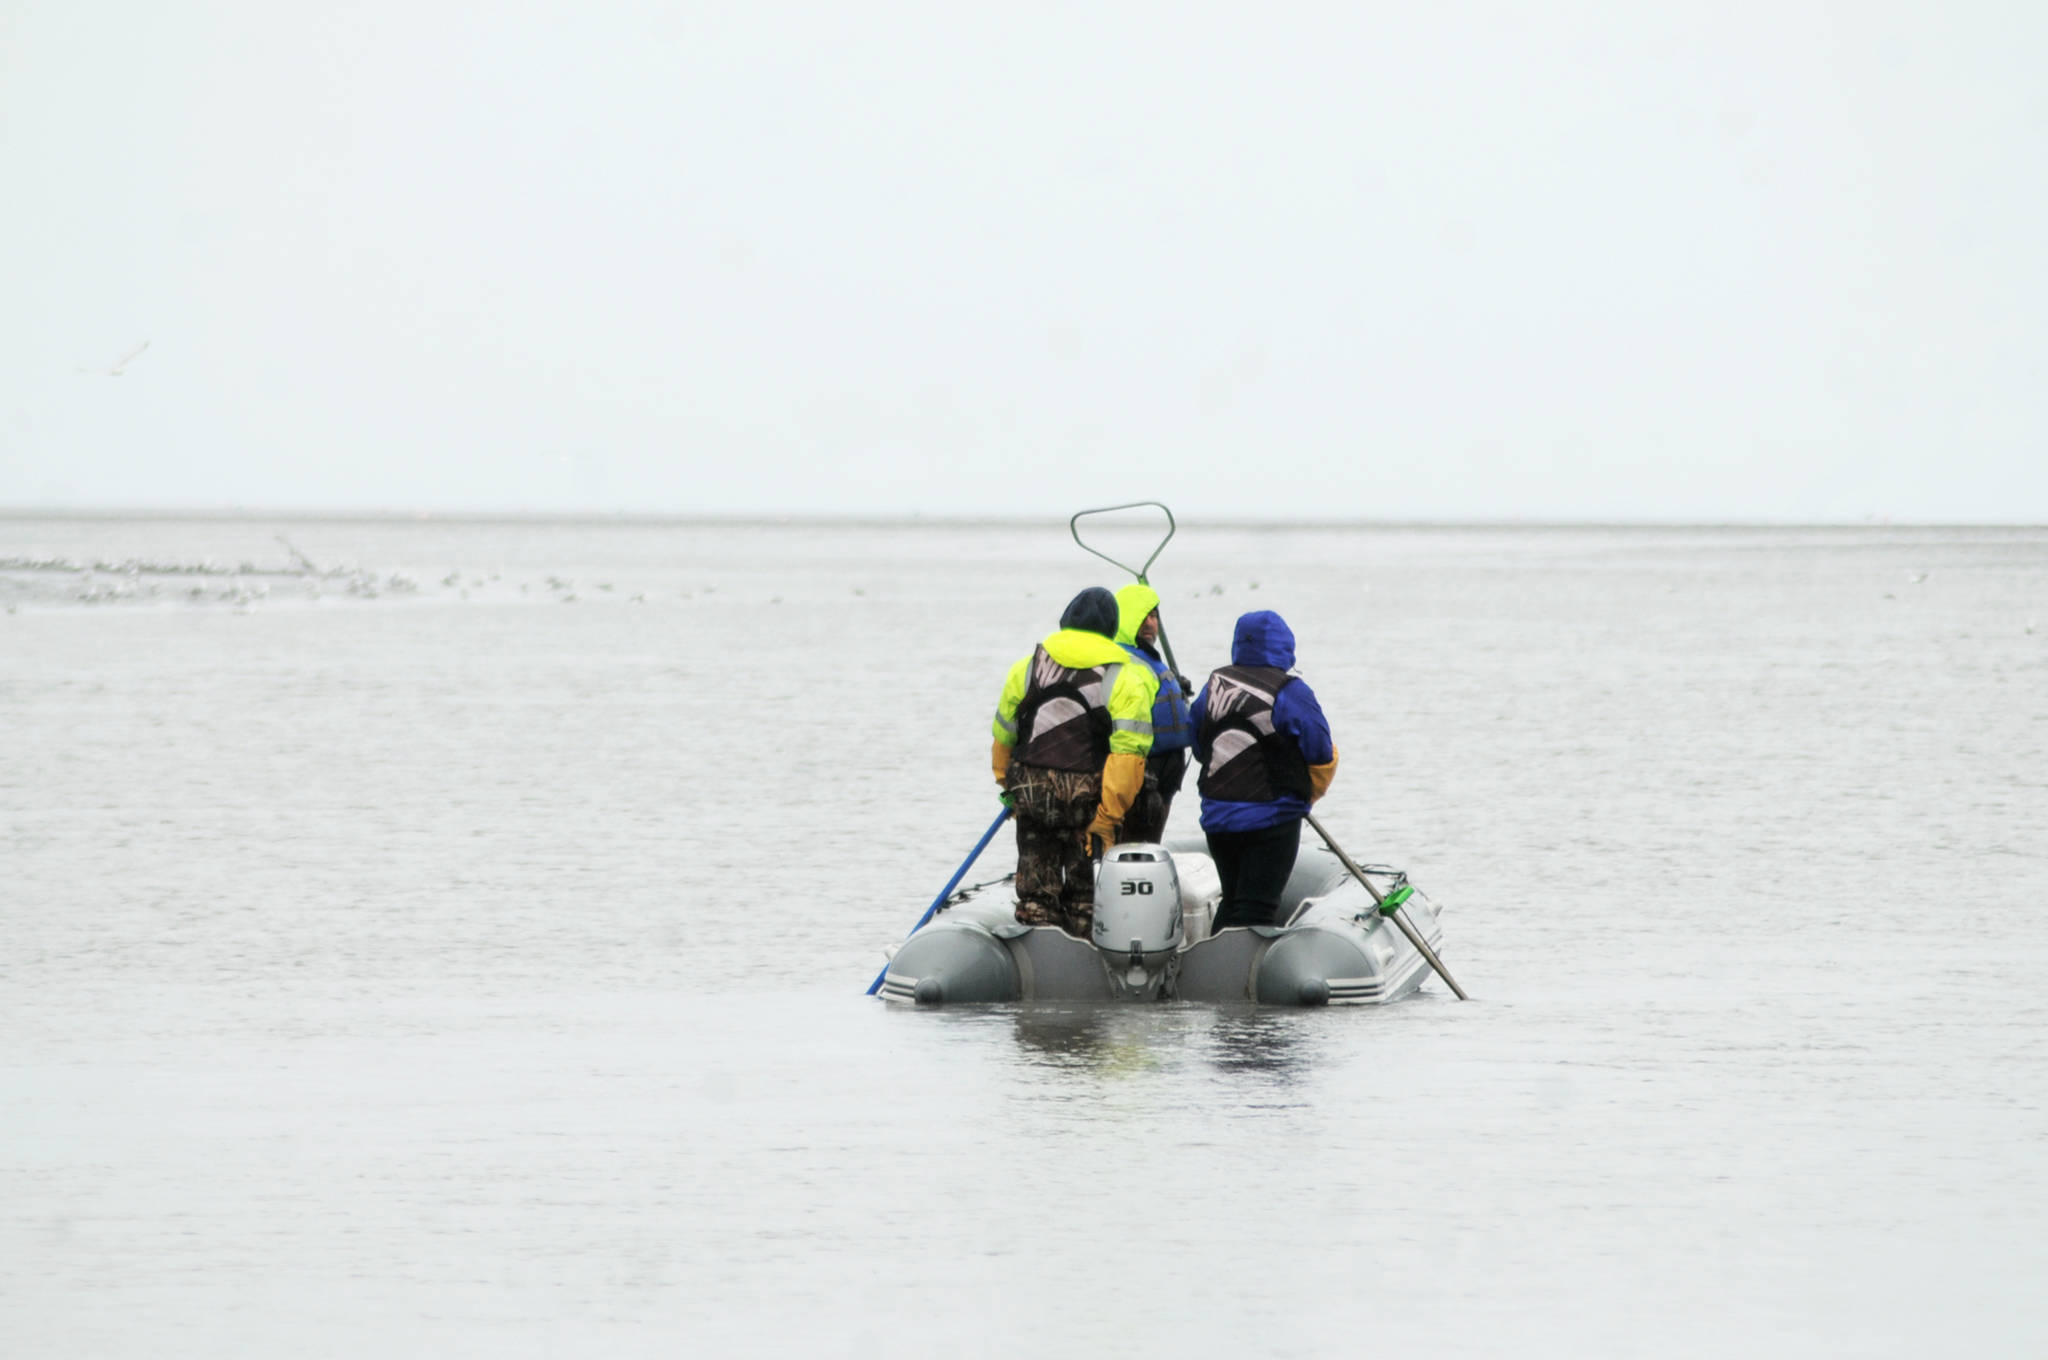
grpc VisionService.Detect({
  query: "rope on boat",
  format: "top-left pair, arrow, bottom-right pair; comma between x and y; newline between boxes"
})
941,872 -> 1017,908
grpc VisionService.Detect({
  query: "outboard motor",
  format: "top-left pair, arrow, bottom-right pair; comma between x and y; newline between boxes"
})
1092,844 -> 1183,999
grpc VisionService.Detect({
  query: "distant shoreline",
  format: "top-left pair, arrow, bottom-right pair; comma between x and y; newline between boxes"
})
2,508 -> 2043,532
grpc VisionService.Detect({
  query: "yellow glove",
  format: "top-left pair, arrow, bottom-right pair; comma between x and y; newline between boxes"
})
991,738 -> 1013,789
1308,746 -> 1339,804
1083,751 -> 1146,852
1085,813 -> 1116,857
1095,751 -> 1146,826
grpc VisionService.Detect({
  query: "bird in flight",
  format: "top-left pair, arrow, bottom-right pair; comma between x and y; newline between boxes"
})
78,341 -> 150,376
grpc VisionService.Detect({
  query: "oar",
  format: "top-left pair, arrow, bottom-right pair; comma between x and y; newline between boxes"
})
1304,812 -> 1469,1000
866,806 -> 1014,995
1069,500 -> 1184,677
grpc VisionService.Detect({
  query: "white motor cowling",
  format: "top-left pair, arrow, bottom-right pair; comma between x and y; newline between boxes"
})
1093,845 -> 1183,977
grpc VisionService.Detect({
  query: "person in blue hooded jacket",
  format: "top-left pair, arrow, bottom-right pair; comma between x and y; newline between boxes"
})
1189,610 -> 1339,932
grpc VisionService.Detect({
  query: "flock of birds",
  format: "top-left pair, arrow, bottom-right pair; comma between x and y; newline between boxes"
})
6,561 -> 2019,626
0,542 -> 671,614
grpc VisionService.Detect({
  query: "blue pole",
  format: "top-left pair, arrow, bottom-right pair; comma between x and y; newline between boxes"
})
866,806 -> 1014,995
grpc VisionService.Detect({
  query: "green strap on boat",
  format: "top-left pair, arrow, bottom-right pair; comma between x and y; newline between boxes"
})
1377,883 -> 1414,915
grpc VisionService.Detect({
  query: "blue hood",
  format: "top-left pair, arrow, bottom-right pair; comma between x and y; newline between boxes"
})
1230,610 -> 1296,669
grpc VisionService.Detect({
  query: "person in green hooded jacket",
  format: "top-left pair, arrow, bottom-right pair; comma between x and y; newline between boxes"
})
1113,582 -> 1195,844
991,586 -> 1158,936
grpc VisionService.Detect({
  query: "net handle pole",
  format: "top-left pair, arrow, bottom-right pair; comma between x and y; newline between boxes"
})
1069,501 -> 1182,675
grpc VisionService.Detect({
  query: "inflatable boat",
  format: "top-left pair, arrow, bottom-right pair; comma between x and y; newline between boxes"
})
876,837 -> 1448,1007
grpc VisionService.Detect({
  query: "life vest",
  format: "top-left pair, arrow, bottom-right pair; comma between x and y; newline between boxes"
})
1013,646 -> 1122,773
1123,643 -> 1193,754
1196,665 -> 1311,802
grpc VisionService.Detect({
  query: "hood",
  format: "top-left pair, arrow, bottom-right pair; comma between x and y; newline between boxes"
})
1113,583 -> 1161,646
1058,586 -> 1120,639
1230,610 -> 1296,669
1040,627 -> 1138,670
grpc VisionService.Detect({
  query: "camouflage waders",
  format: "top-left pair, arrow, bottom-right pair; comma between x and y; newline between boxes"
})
1007,763 -> 1102,937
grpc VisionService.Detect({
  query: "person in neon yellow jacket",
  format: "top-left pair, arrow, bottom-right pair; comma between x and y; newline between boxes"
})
991,586 -> 1158,936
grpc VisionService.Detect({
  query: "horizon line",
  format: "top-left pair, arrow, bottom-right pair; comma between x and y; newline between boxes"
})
2,505 -> 2045,531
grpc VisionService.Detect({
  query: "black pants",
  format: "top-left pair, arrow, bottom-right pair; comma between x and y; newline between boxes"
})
1118,750 -> 1186,845
1207,819 -> 1301,932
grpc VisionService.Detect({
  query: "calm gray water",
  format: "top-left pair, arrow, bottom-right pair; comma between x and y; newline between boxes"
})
4,515 -> 2045,1357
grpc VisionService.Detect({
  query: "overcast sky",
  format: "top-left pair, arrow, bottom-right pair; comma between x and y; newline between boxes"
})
2,1 -> 2042,520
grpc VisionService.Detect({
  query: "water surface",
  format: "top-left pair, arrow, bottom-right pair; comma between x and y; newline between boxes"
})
4,516 -> 2044,1356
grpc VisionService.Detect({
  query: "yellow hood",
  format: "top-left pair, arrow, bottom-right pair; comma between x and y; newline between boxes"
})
1114,583 -> 1161,647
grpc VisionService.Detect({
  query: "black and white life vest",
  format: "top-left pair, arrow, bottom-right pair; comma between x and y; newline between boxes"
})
1195,665 -> 1311,803
1013,646 -> 1122,773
